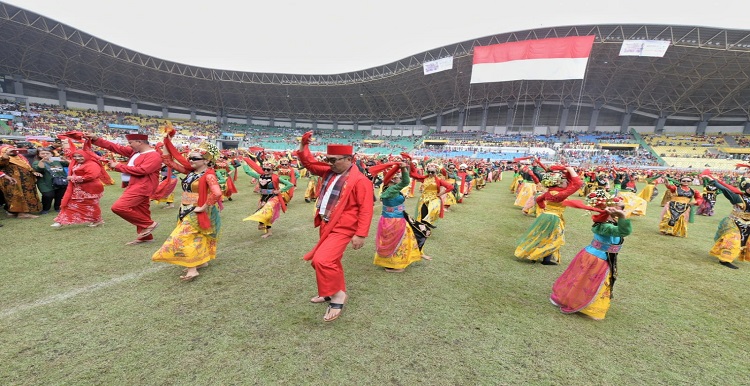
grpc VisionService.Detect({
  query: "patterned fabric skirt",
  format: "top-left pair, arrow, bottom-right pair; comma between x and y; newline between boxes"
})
551,249 -> 611,319
373,217 -> 424,269
618,191 -> 647,217
515,212 -> 565,263
514,182 -> 537,207
658,201 -> 689,237
54,185 -> 103,225
637,184 -> 655,202
243,196 -> 283,226
416,195 -> 441,225
709,216 -> 750,263
152,206 -> 220,267
152,193 -> 175,204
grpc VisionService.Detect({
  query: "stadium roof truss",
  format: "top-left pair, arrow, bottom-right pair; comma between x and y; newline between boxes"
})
1,1 -> 750,123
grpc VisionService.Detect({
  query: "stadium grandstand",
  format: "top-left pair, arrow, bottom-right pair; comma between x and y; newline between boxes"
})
1,2 -> 750,169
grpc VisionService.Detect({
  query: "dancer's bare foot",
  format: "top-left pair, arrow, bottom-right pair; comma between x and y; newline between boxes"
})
182,263 -> 209,273
17,213 -> 38,219
384,268 -> 405,273
421,254 -> 432,261
261,230 -> 273,238
163,204 -> 174,209
180,267 -> 199,281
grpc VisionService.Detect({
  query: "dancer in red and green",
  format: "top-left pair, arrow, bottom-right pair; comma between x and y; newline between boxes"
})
515,166 -> 583,265
703,171 -> 750,269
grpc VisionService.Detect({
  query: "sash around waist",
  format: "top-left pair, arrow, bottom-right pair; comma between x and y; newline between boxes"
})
589,239 -> 622,253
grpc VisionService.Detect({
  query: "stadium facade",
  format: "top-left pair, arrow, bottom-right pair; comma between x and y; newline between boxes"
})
1,1 -> 750,136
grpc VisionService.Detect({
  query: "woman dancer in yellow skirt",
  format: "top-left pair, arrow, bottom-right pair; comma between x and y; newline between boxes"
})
515,166 -> 583,265
153,137 -> 223,282
704,173 -> 750,269
658,176 -> 702,237
409,160 -> 453,229
241,158 -> 293,238
371,162 -> 432,272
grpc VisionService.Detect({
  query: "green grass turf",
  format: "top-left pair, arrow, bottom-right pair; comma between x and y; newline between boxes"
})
1,174 -> 749,384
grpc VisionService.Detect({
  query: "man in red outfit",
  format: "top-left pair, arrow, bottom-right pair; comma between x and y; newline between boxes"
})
297,131 -> 374,322
85,132 -> 162,245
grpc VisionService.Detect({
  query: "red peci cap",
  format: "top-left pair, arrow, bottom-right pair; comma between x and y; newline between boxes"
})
326,144 -> 352,156
125,133 -> 149,141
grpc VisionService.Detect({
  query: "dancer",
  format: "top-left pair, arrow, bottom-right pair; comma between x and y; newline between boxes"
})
658,176 -> 702,237
410,160 -> 453,229
85,132 -> 162,245
241,158 -> 293,238
297,131 -> 374,322
696,177 -> 718,216
515,166 -> 583,265
550,198 -> 631,320
704,173 -> 750,269
52,149 -> 106,227
0,145 -> 41,218
152,139 -> 223,281
370,161 -> 431,272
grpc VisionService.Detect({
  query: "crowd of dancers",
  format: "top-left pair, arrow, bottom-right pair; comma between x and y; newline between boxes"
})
2,128 -> 749,322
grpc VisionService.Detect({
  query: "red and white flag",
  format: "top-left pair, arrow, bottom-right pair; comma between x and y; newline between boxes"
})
470,35 -> 595,84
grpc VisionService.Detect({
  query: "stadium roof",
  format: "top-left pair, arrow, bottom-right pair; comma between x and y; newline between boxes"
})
1,2 -> 750,123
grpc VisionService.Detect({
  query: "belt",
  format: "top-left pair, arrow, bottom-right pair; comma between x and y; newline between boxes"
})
590,239 -> 622,253
383,204 -> 405,213
259,189 -> 275,195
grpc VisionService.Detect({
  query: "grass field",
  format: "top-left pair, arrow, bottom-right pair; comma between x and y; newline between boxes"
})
1,174 -> 749,385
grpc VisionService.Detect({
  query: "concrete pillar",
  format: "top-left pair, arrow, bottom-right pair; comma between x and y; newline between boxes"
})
532,99 -> 543,127
587,101 -> 604,133
505,100 -> 516,128
312,120 -> 318,129
162,104 -> 169,119
353,120 -> 359,131
559,99 -> 572,132
96,92 -> 105,112
436,111 -> 443,131
130,98 -> 138,115
246,114 -> 252,125
333,120 -> 338,130
457,107 -> 465,132
291,117 -> 296,129
480,103 -> 489,131
743,120 -> 750,135
655,112 -> 667,134
620,105 -> 635,133
190,108 -> 196,121
696,113 -> 712,135
416,118 -> 423,126
12,75 -> 23,96
57,85 -> 67,108
269,117 -> 275,126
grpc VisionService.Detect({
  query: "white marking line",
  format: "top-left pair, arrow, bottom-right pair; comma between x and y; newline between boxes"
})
1,201 -> 388,318
0,265 -> 167,319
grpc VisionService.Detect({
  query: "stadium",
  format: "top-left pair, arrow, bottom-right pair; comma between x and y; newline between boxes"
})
2,1 -> 750,384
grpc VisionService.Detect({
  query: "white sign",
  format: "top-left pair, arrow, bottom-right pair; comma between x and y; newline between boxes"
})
423,56 -> 454,75
619,40 -> 670,57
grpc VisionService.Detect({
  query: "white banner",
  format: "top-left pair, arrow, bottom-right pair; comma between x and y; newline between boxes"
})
423,56 -> 453,75
619,40 -> 670,57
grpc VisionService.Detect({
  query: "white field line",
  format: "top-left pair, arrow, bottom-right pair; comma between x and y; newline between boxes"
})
0,203 -> 386,319
0,265 -> 167,319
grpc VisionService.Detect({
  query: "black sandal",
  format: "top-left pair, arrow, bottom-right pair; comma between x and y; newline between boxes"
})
324,303 -> 344,322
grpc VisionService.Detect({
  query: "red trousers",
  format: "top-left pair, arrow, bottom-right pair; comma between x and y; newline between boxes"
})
310,226 -> 350,297
111,192 -> 154,240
